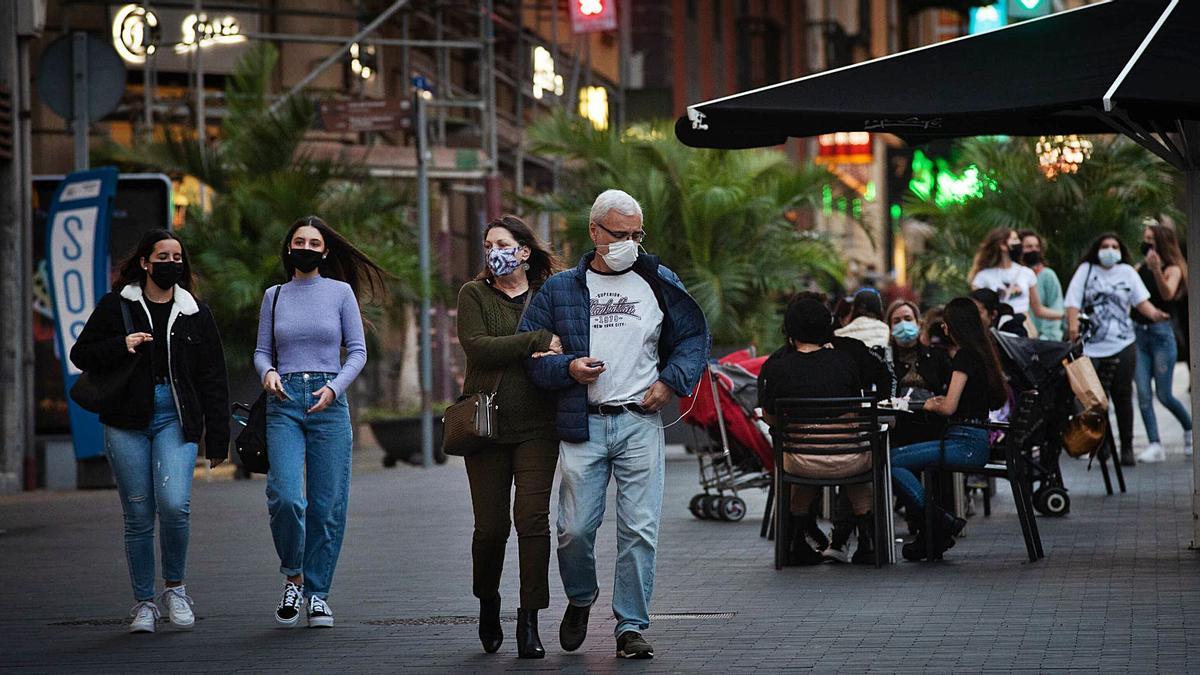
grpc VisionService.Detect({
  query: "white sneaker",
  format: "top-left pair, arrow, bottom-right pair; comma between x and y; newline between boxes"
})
129,601 -> 160,633
1136,442 -> 1166,463
307,595 -> 334,628
1186,431 -> 1193,456
821,545 -> 849,563
160,586 -> 195,629
275,582 -> 304,627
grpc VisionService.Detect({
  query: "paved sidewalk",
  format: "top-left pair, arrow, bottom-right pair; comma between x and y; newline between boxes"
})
3,369 -> 1200,673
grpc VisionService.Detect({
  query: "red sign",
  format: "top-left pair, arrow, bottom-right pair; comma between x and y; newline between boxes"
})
816,132 -> 872,165
569,0 -> 617,34
318,99 -> 412,133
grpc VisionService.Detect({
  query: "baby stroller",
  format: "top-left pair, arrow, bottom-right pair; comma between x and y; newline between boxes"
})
679,349 -> 773,522
989,329 -> 1079,516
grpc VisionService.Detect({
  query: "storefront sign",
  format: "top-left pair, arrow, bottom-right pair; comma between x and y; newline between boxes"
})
45,167 -> 118,460
318,99 -> 412,133
109,3 -> 257,73
816,132 -> 872,165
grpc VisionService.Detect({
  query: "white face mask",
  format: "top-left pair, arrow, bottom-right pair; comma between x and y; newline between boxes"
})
600,239 -> 639,272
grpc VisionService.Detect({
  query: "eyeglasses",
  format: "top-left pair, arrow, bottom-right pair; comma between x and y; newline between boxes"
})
592,220 -> 647,243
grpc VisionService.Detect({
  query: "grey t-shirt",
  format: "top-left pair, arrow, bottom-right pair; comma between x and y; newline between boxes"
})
586,269 -> 664,406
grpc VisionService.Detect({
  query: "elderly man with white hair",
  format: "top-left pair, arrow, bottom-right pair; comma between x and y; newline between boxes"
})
521,189 -> 710,659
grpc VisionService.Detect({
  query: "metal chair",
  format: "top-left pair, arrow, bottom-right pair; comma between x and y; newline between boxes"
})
771,396 -> 889,570
921,389 -> 1046,563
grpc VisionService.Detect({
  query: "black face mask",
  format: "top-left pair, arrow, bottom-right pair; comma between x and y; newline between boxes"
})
290,248 -> 325,273
148,261 -> 184,290
1140,241 -> 1154,256
1021,250 -> 1043,267
1008,244 -> 1024,263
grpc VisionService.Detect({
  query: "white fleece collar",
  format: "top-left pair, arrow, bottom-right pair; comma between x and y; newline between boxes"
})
120,283 -> 199,316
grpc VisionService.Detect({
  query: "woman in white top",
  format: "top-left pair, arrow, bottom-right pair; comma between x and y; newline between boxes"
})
969,228 -> 1063,334
1065,233 -> 1169,466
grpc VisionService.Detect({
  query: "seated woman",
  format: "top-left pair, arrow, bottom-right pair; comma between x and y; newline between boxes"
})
759,294 -> 876,566
887,300 -> 952,448
890,297 -> 1009,561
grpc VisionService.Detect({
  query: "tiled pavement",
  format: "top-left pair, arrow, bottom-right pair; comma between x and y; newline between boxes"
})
4,387 -> 1200,672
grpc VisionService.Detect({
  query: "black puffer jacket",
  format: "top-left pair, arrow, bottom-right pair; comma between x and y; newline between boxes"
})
70,283 -> 231,460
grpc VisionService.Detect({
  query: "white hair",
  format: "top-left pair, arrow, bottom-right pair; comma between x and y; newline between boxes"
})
589,189 -> 643,225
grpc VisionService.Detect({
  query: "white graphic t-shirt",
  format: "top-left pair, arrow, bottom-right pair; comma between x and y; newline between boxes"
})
1064,262 -> 1150,358
586,269 -> 665,406
971,264 -> 1038,315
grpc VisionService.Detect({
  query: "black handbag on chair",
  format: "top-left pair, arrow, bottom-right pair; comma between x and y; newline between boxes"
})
234,285 -> 281,474
70,300 -> 141,415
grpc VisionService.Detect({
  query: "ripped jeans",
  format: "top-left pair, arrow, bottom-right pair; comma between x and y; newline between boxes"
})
104,384 -> 198,601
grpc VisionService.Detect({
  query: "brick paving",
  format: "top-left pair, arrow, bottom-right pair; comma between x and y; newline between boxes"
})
4,389 -> 1200,672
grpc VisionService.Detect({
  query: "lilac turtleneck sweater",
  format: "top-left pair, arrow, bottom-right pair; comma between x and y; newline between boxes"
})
253,276 -> 367,397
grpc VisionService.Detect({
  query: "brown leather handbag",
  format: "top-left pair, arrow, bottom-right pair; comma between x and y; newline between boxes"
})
1063,406 -> 1106,458
442,291 -> 532,457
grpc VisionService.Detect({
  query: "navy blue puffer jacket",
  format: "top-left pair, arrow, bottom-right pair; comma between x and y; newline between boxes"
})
520,251 -> 711,443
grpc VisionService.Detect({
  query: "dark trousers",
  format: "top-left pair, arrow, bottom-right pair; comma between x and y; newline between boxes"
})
1095,342 -> 1137,455
464,437 -> 559,610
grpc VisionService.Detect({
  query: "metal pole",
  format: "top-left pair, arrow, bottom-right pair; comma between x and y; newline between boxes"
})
618,0 -> 631,130
269,0 -> 412,114
142,0 -> 154,135
1184,125 -> 1200,548
194,0 -> 206,210
416,91 -> 434,468
71,32 -> 89,170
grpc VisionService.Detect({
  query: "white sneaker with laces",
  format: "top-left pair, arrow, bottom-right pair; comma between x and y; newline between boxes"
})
275,582 -> 305,627
1186,431 -> 1193,456
1136,442 -> 1166,463
129,601 -> 160,633
307,595 -> 334,628
160,586 -> 195,629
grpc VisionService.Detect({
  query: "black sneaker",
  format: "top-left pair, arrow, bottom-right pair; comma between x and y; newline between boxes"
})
559,602 -> 591,652
275,582 -> 303,627
307,595 -> 334,628
616,631 -> 654,659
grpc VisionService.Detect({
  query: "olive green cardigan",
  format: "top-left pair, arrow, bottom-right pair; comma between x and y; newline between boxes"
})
456,280 -> 557,444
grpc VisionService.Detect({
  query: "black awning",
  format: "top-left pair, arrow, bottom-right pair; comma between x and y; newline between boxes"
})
675,0 -> 1197,149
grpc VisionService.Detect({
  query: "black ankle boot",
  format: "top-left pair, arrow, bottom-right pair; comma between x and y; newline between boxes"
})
516,608 -> 545,659
479,596 -> 503,654
851,513 -> 876,565
787,515 -> 826,565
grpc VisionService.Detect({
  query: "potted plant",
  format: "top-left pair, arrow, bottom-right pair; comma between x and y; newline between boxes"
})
362,404 -> 452,467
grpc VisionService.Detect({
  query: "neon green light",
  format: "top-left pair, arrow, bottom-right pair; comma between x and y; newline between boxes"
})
864,181 -> 877,202
890,204 -> 902,222
822,184 -> 833,216
851,198 -> 863,220
837,196 -> 848,214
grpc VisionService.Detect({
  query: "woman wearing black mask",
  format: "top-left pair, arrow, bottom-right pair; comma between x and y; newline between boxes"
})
255,216 -> 388,629
71,229 -> 230,633
1017,231 -> 1065,341
969,227 -> 1062,337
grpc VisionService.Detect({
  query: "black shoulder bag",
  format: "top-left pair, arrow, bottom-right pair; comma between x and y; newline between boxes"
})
234,285 -> 281,474
70,300 -> 140,415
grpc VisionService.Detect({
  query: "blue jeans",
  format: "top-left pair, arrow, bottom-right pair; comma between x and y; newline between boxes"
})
105,384 -> 197,601
1135,321 -> 1192,444
266,372 -> 353,599
558,411 -> 665,637
890,425 -> 989,511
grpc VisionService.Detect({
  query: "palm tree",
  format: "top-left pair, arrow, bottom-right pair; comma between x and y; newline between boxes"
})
97,43 -> 421,374
907,136 -> 1181,304
525,111 -> 842,348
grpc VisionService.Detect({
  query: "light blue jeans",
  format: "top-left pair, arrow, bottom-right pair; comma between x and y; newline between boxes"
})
1135,321 -> 1192,444
105,384 -> 197,601
266,372 -> 353,599
558,411 -> 665,637
891,425 -> 989,511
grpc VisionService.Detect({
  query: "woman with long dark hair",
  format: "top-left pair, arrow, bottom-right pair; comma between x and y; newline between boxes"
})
457,215 -> 563,658
889,297 -> 1009,561
255,215 -> 387,629
970,227 -> 1062,335
71,229 -> 230,633
1065,233 -> 1168,466
1132,223 -> 1191,462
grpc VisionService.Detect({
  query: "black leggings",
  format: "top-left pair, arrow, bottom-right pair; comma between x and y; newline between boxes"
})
1094,342 -> 1137,454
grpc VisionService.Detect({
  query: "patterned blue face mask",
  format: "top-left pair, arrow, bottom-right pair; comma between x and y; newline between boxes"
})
488,246 -> 522,277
